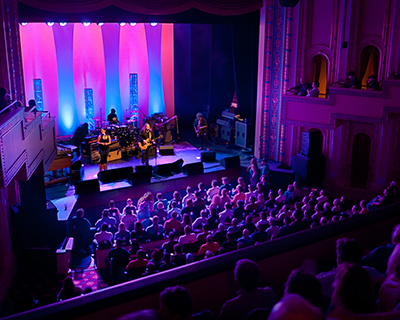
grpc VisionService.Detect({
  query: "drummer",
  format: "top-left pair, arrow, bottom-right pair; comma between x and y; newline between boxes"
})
107,108 -> 121,125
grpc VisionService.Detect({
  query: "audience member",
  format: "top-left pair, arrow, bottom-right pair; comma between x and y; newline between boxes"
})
207,180 -> 220,202
247,158 -> 260,187
306,81 -> 320,97
146,215 -> 164,241
237,229 -> 254,247
137,192 -> 154,220
130,221 -> 147,243
155,202 -> 168,223
154,192 -> 168,211
168,191 -> 182,210
220,231 -> 238,254
367,74 -> 380,90
159,252 -> 177,271
192,209 -> 209,231
232,185 -> 246,207
219,203 -> 234,223
348,71 -> 361,89
126,249 -> 148,279
219,259 -> 278,320
164,211 -> 183,235
287,78 -> 312,96
57,277 -> 82,301
379,243 -> 400,311
220,189 -> 231,210
178,226 -> 197,247
268,294 -> 324,320
182,186 -> 195,207
162,232 -> 179,254
198,235 -> 220,256
95,223 -> 113,248
114,222 -> 131,245
251,223 -> 269,244
171,244 -> 186,267
219,177 -> 233,195
207,207 -> 220,230
245,185 -> 257,204
121,206 -> 138,232
69,208 -> 94,254
266,218 -> 280,239
108,200 -> 121,224
149,248 -> 163,270
107,239 -> 130,283
213,223 -> 227,246
95,209 -> 117,232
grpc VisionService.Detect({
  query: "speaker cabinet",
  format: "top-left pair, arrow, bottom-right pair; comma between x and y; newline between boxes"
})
201,151 -> 216,162
292,154 -> 326,186
135,165 -> 153,174
220,155 -> 240,169
182,162 -> 204,176
98,166 -> 133,183
171,158 -> 184,174
71,156 -> 82,170
159,145 -> 174,155
75,179 -> 100,195
153,163 -> 173,176
127,171 -> 152,186
300,131 -> 321,158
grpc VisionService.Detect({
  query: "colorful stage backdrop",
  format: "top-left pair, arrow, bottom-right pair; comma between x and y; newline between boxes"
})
20,23 -> 175,136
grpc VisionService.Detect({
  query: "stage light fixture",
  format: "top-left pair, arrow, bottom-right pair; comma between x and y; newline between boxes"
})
47,22 -> 54,26
119,22 -> 126,26
150,22 -> 158,26
20,22 -> 28,26
59,22 -> 67,26
83,22 -> 91,26
97,22 -> 104,26
129,22 -> 137,26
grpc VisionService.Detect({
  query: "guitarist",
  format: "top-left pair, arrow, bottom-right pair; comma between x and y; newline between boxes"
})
139,123 -> 153,166
193,112 -> 210,151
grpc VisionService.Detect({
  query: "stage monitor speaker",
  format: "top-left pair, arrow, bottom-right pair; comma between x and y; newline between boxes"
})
98,166 -> 133,183
171,158 -> 184,174
159,145 -> 174,155
300,131 -> 321,158
292,154 -> 326,186
135,165 -> 153,175
220,155 -> 241,169
201,151 -> 216,162
182,162 -> 204,176
279,0 -> 300,7
154,163 -> 173,176
71,156 -> 82,170
127,171 -> 152,186
75,179 -> 100,195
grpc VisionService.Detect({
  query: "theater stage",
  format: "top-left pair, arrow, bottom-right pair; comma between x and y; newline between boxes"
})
45,133 -> 254,201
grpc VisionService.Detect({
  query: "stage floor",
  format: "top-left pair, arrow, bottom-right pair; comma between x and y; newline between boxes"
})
45,132 -> 254,200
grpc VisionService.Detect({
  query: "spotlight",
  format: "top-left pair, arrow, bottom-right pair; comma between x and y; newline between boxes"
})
47,22 -> 54,26
119,22 -> 126,26
129,22 -> 137,26
20,22 -> 28,26
150,22 -> 158,27
97,22 -> 104,26
59,22 -> 67,26
83,22 -> 91,26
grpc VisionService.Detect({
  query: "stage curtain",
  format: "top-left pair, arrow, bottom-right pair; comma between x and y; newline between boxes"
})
17,0 -> 263,15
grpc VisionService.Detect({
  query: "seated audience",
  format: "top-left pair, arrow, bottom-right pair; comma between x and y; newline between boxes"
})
57,277 -> 82,301
121,206 -> 138,232
207,179 -> 220,202
107,239 -> 130,284
275,189 -> 285,208
164,211 -> 183,235
153,192 -> 168,212
114,223 -> 131,245
168,201 -> 182,219
171,244 -> 186,267
69,208 -> 94,254
159,252 -> 177,271
251,223 -> 269,244
178,225 -> 197,247
137,192 -> 154,220
95,223 -> 113,248
219,177 -> 233,195
268,294 -> 324,320
233,200 -> 245,220
245,184 -> 256,204
181,213 -> 193,230
241,215 -> 256,235
266,218 -> 280,239
162,232 -> 179,254
219,259 -> 278,320
207,207 -> 220,230
232,185 -> 246,207
219,202 -> 234,224
129,239 -> 140,258
130,221 -> 147,243
279,217 -> 293,237
227,218 -> 242,239
149,248 -> 163,271
265,191 -> 276,209
108,200 -> 121,224
192,209 -> 209,231
168,191 -> 182,210
198,235 -> 220,256
181,200 -> 196,220
140,262 -> 158,278
213,223 -> 227,246
95,209 -> 117,233
193,191 -> 206,216
362,223 -> 400,274
306,80 -> 320,97
126,249 -> 148,279
145,215 -> 164,241
316,189 -> 328,204
196,182 -> 207,200
220,231 -> 238,253
196,224 -> 211,245
316,238 -> 383,300
182,186 -> 195,207
359,200 -> 368,214
286,77 -> 312,96
379,242 -> 400,311
220,189 -> 231,210
348,71 -> 361,89
367,74 -> 380,90
237,229 -> 254,247
154,202 -> 168,223
332,198 -> 341,213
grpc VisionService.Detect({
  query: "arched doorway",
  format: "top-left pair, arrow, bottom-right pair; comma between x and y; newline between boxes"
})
311,55 -> 328,98
350,133 -> 371,188
360,46 -> 380,88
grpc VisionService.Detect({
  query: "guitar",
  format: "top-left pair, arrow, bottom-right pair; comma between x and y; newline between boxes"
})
195,125 -> 208,137
155,115 -> 178,130
138,135 -> 163,150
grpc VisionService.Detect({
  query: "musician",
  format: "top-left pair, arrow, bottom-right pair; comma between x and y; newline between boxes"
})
107,108 -> 121,125
97,128 -> 111,172
140,123 -> 153,166
193,113 -> 209,151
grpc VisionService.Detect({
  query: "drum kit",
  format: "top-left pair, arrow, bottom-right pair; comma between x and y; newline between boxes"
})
104,120 -> 139,148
